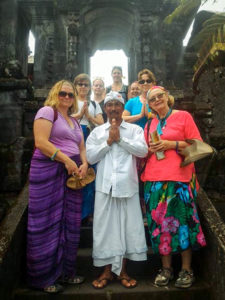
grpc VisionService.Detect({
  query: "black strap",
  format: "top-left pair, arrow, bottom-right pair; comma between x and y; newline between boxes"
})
139,118 -> 153,175
53,108 -> 58,122
146,117 -> 153,144
91,100 -> 96,109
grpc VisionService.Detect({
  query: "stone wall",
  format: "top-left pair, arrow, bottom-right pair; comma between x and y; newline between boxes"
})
194,66 -> 225,195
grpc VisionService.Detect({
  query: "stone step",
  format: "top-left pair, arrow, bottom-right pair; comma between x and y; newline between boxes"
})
14,277 -> 212,300
76,248 -> 205,279
14,248 -> 211,299
76,248 -> 158,278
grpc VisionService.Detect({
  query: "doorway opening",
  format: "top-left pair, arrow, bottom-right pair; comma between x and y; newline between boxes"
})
90,50 -> 128,87
28,30 -> 35,81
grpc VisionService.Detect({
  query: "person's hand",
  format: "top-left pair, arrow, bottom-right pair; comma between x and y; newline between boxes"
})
80,101 -> 88,116
107,118 -> 120,145
78,162 -> 88,179
65,158 -> 79,175
140,100 -> 146,117
149,140 -> 171,152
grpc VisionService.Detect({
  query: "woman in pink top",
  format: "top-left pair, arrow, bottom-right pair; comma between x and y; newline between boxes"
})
141,86 -> 206,289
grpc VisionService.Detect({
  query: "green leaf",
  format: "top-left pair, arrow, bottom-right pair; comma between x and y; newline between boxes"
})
164,0 -> 201,24
167,198 -> 187,225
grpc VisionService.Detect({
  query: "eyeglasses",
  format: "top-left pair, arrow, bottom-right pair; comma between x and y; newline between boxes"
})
148,93 -> 165,103
77,82 -> 89,87
58,91 -> 75,98
138,79 -> 153,85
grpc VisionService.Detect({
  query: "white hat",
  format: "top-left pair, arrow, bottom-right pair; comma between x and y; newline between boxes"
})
104,91 -> 124,105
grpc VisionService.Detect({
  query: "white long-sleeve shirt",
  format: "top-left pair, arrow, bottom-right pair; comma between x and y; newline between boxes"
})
86,120 -> 148,198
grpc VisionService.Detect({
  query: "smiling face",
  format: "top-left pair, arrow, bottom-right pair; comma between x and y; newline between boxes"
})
58,83 -> 75,110
92,79 -> 105,97
112,68 -> 123,83
75,80 -> 90,98
130,82 -> 141,98
104,100 -> 124,122
139,73 -> 155,94
147,88 -> 169,113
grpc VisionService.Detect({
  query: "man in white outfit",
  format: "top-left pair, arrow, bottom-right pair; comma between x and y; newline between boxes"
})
86,91 -> 148,289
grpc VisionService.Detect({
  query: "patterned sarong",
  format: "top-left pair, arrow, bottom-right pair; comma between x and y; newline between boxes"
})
144,174 -> 206,255
27,153 -> 82,288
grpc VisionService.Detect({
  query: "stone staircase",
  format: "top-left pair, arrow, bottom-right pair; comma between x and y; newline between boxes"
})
14,224 -> 212,300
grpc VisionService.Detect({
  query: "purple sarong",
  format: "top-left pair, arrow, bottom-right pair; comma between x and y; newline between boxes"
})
27,153 -> 82,289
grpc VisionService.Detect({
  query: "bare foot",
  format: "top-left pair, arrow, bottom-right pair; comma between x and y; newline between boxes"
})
118,273 -> 137,288
92,272 -> 114,289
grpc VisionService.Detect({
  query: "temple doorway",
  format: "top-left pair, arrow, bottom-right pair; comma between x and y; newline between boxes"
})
90,49 -> 128,86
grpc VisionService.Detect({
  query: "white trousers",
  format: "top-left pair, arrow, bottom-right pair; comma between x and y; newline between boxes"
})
93,191 -> 147,275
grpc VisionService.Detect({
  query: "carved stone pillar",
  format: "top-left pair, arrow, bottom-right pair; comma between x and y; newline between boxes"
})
139,20 -> 153,70
65,12 -> 80,81
32,21 -> 55,87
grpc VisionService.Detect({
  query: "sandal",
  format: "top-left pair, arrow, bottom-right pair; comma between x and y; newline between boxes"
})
62,275 -> 85,284
43,283 -> 63,294
118,276 -> 137,289
92,276 -> 113,289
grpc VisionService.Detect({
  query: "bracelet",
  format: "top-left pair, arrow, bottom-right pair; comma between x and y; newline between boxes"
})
175,141 -> 179,153
148,112 -> 152,119
51,148 -> 60,161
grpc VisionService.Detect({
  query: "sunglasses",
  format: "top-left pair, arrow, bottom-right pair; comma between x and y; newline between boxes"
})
149,92 -> 165,103
77,82 -> 90,87
58,91 -> 75,98
138,79 -> 153,84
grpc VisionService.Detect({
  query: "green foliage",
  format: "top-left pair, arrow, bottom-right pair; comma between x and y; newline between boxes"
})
164,0 -> 201,24
191,13 -> 225,49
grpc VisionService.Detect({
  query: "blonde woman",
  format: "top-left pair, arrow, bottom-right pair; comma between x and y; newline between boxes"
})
27,80 -> 87,293
123,69 -> 156,129
73,73 -> 103,140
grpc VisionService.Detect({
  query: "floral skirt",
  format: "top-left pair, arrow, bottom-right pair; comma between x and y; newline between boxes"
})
144,174 -> 206,255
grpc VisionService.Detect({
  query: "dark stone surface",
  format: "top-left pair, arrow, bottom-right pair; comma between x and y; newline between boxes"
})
0,184 -> 28,300
197,188 -> 225,300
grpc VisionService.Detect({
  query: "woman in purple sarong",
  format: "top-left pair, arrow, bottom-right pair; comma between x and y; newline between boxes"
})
27,80 -> 88,293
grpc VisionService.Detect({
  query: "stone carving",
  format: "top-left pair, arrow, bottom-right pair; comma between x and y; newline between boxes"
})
0,60 -> 24,79
140,22 -> 153,68
65,12 -> 80,80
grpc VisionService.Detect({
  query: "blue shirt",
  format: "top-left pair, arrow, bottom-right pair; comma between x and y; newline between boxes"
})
125,96 -> 151,129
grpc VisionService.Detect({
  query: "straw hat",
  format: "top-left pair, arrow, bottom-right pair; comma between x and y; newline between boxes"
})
66,168 -> 95,190
180,139 -> 214,167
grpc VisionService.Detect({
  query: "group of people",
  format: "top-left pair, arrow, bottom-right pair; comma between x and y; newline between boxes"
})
27,66 -> 206,294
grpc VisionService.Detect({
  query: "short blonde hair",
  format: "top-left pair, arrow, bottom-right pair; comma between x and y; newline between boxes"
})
138,68 -> 156,82
44,80 -> 78,114
147,86 -> 175,108
92,77 -> 105,87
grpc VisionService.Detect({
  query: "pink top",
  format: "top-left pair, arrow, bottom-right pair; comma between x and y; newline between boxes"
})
141,110 -> 202,183
34,106 -> 82,157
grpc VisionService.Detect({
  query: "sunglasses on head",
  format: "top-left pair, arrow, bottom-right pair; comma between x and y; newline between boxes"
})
138,79 -> 153,84
58,91 -> 75,99
77,82 -> 89,87
148,92 -> 165,103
